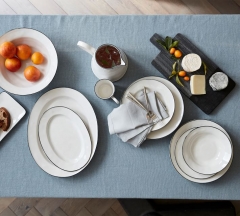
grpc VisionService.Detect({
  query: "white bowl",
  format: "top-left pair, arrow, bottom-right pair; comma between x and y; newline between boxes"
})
182,126 -> 232,175
0,28 -> 58,95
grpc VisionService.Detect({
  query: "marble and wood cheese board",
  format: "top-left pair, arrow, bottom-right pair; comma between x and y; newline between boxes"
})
150,33 -> 236,114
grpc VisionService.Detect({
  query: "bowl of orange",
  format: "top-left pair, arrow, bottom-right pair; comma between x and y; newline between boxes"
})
0,28 -> 58,95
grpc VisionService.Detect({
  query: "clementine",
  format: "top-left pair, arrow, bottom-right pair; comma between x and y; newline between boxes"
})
16,44 -> 32,60
31,52 -> 44,65
0,41 -> 16,59
24,66 -> 41,82
5,57 -> 21,72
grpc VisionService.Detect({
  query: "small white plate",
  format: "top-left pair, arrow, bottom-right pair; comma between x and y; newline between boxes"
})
182,126 -> 232,175
175,128 -> 213,179
39,106 -> 91,172
0,92 -> 26,141
170,120 -> 233,183
122,79 -> 175,131
28,88 -> 98,177
0,28 -> 58,95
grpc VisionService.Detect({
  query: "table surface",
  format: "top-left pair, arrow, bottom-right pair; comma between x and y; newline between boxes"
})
0,15 -> 239,199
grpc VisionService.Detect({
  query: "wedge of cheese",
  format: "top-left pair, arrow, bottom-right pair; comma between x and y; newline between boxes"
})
190,75 -> 206,95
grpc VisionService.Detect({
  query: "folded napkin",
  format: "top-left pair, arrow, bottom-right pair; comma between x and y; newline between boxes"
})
108,91 -> 169,147
136,90 -> 169,120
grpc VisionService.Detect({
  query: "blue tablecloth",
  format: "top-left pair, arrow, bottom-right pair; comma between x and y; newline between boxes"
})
0,15 -> 239,199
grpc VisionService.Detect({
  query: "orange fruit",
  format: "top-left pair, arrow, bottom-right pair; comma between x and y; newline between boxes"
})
178,70 -> 186,77
184,76 -> 190,81
169,48 -> 176,54
0,41 -> 16,59
16,44 -> 32,60
24,66 -> 41,82
174,50 -> 182,58
31,52 -> 44,65
5,57 -> 21,72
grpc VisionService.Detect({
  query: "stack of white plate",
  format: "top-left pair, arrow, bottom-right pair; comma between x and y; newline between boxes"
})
28,88 -> 98,177
122,76 -> 184,139
170,120 -> 233,183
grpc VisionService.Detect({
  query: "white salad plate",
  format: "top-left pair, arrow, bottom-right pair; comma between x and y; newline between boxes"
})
175,128 -> 213,179
38,106 -> 92,172
28,88 -> 98,177
122,79 -> 175,131
0,28 -> 58,95
0,92 -> 26,141
122,76 -> 184,139
182,126 -> 232,175
170,120 -> 233,183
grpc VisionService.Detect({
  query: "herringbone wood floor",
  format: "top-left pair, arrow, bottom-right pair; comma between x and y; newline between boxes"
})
1,0 -> 240,216
0,199 -> 240,216
0,198 -> 127,216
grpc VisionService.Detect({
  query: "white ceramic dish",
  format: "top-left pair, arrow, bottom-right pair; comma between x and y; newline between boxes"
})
170,120 -> 233,183
39,106 -> 92,172
182,126 -> 232,175
122,76 -> 184,139
175,128 -> 213,179
0,92 -> 26,141
0,28 -> 58,95
122,79 -> 175,131
28,88 -> 98,177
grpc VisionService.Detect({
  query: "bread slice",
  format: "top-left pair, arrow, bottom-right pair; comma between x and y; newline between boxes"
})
0,107 -> 11,131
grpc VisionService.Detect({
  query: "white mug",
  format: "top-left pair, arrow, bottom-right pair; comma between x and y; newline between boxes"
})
94,79 -> 119,104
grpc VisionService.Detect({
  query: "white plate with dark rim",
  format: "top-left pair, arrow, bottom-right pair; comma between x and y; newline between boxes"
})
0,28 -> 58,95
0,92 -> 26,141
170,120 -> 233,183
38,106 -> 92,172
175,128 -> 213,179
122,79 -> 174,131
182,126 -> 232,175
28,88 -> 98,177
122,76 -> 184,139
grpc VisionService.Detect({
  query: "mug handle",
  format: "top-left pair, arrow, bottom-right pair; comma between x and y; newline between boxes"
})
77,41 -> 96,56
111,96 -> 119,104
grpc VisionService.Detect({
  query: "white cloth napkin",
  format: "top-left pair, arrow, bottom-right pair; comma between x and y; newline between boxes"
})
108,91 -> 169,147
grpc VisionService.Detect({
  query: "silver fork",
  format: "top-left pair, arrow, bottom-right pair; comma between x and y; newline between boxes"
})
143,87 -> 155,118
126,92 -> 156,121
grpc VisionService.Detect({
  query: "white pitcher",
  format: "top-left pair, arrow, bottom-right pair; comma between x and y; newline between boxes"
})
77,41 -> 128,82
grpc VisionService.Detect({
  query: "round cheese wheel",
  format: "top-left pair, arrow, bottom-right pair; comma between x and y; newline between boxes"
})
181,53 -> 202,72
209,72 -> 228,91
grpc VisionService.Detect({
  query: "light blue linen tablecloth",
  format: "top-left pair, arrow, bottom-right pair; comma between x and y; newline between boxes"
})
0,15 -> 239,199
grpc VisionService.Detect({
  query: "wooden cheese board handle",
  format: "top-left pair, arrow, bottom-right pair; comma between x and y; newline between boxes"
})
150,33 -> 170,54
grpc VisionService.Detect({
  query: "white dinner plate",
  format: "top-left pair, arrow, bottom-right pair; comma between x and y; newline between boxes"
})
122,76 -> 184,139
39,106 -> 92,172
0,28 -> 58,95
0,92 -> 26,141
175,128 -> 213,179
28,88 -> 98,177
170,120 -> 233,183
182,126 -> 232,175
122,79 -> 175,131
